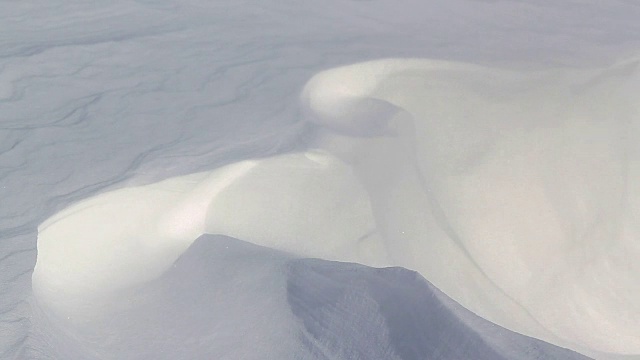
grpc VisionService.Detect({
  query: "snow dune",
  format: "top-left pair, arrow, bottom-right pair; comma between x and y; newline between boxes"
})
3,0 -> 640,358
33,57 -> 640,358
301,58 -> 640,356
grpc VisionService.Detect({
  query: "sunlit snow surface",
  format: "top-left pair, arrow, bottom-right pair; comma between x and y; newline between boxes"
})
2,0 -> 640,359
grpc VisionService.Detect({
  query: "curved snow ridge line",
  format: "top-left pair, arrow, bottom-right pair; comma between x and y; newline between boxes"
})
301,58 -> 553,341
33,160 -> 260,305
301,58 -> 640,356
301,57 -> 556,342
32,146 -> 375,312
300,59 -> 481,137
155,160 -> 260,242
31,58 -> 640,358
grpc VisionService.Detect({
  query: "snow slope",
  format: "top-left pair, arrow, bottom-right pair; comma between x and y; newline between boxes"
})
1,0 -> 640,359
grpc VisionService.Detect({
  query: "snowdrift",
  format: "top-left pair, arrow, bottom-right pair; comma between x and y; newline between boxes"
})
32,58 -> 640,358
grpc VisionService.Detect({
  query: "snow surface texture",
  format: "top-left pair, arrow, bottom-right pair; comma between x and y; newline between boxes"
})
2,0 -> 640,359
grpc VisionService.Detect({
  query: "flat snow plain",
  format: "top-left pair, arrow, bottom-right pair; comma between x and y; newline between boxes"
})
1,0 -> 640,359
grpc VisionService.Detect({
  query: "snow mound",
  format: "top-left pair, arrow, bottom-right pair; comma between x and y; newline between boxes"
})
33,58 -> 640,357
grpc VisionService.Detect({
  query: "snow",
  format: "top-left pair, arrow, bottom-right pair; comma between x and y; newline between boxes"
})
28,235 -> 591,359
1,0 -> 640,359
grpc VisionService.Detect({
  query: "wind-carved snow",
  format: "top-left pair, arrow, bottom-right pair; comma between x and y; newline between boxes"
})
3,0 -> 640,358
33,57 -> 640,358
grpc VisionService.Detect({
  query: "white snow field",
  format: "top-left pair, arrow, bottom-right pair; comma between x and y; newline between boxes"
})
1,0 -> 640,359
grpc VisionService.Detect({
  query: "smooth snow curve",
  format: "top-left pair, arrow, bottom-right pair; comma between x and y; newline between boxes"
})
301,58 -> 640,356
33,58 -> 640,357
29,235 -> 591,359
